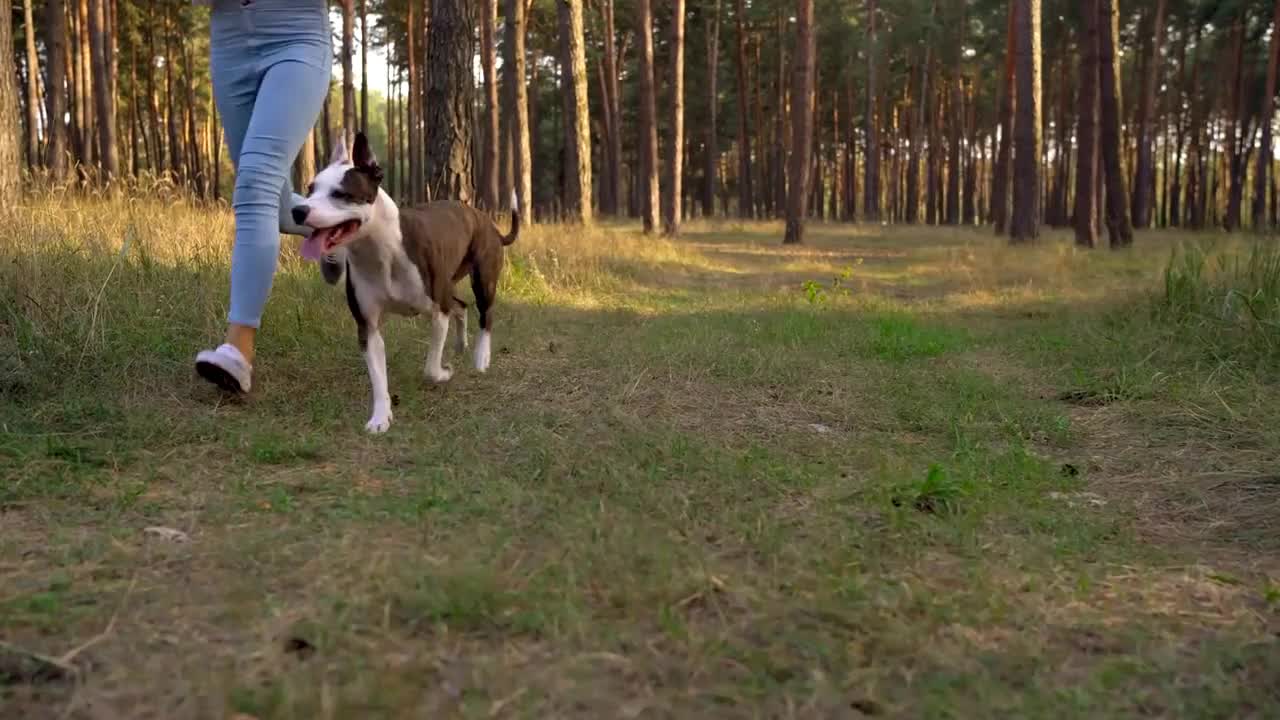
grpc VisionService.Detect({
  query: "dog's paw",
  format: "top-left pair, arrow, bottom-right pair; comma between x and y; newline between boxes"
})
365,412 -> 392,434
426,364 -> 453,384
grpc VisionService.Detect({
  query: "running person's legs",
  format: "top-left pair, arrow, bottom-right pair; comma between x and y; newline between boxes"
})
196,0 -> 330,392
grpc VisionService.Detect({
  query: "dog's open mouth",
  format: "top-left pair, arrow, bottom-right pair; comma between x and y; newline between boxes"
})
299,220 -> 361,261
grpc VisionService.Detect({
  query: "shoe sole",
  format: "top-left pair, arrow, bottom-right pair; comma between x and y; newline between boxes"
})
196,360 -> 247,394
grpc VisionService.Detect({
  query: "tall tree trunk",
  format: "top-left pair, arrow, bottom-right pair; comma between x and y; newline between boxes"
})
1224,20 -> 1249,232
425,0 -> 475,202
907,41 -> 931,225
88,0 -> 118,180
637,0 -> 661,232
22,0 -> 40,168
864,0 -> 880,221
360,0 -> 369,132
946,73 -> 962,224
784,0 -> 815,244
1074,0 -> 1100,247
601,2 -> 623,216
76,0 -> 94,167
341,0 -> 355,144
733,0 -> 752,218
163,7 -> 182,182
703,0 -> 722,217
598,0 -> 623,216
0,3 -> 20,193
1184,24 -> 1205,228
1097,0 -> 1132,246
558,0 -> 592,222
295,129 -> 316,191
1009,0 -> 1041,242
181,34 -> 203,196
992,0 -> 1016,233
773,14 -> 788,218
662,0 -> 686,234
408,3 -> 419,202
44,0 -> 69,179
480,0 -> 500,210
1130,0 -> 1166,229
505,0 -> 532,215
1254,0 -> 1280,230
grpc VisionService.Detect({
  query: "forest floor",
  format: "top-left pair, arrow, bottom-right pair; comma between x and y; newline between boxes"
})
2,196 -> 1279,719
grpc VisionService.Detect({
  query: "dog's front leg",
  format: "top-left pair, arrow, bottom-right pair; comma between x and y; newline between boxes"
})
364,327 -> 393,433
424,309 -> 454,383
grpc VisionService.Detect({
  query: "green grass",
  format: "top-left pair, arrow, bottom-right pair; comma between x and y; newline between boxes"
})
1,197 -> 1278,718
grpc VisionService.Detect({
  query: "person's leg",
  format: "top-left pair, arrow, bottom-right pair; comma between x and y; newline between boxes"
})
226,60 -> 330,332
198,62 -> 329,391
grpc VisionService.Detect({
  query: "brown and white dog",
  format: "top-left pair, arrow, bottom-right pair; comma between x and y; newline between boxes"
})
292,132 -> 519,433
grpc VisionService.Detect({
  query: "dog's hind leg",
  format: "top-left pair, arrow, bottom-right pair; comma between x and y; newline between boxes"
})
471,268 -> 497,372
450,296 -> 469,355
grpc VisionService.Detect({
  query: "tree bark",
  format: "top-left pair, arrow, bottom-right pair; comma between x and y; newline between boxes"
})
76,0 -> 94,167
703,0 -> 722,217
784,0 -> 815,244
992,0 -> 1015,233
1009,0 -> 1041,242
946,72 -> 962,224
598,0 -> 623,216
341,0 -> 355,144
1224,20 -> 1249,232
1074,0 -> 1100,247
733,0 -> 752,218
44,0 -> 69,178
22,0 -> 40,168
1253,0 -> 1280,230
864,0 -> 880,222
1097,0 -> 1132,246
505,0 -> 533,215
1130,0 -> 1166,229
425,0 -> 475,202
0,2 -> 21,194
88,0 -> 117,179
407,2 -> 420,202
637,0 -> 661,232
558,0 -> 592,222
480,0 -> 500,210
663,0 -> 686,234
360,0 -> 369,132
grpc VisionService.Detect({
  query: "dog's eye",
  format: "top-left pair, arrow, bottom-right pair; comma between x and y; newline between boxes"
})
331,190 -> 351,202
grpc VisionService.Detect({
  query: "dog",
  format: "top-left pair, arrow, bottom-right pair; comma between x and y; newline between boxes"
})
292,131 -> 519,433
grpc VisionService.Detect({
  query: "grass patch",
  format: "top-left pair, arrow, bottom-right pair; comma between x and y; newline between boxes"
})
1,197 -> 1277,717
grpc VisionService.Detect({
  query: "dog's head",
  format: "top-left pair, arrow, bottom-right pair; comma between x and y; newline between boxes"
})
294,131 -> 384,260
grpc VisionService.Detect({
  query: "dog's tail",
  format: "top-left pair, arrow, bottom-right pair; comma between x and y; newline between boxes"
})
501,189 -> 520,246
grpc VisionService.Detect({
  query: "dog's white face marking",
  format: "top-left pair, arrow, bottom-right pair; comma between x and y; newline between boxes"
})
295,134 -> 385,258
364,329 -> 393,433
474,331 -> 491,373
425,311 -> 453,383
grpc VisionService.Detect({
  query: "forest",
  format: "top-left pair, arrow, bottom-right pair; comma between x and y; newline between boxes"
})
5,0 -> 1279,242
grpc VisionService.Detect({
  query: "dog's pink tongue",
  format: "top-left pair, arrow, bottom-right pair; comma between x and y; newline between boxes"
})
299,231 -> 327,261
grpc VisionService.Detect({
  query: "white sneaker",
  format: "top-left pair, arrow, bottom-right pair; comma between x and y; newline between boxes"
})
195,343 -> 252,393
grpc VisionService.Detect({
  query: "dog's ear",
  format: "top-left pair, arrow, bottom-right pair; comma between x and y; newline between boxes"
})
330,130 -> 350,166
352,132 -> 383,184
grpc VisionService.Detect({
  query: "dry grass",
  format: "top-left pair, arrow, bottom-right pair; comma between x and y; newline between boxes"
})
2,197 -> 1279,719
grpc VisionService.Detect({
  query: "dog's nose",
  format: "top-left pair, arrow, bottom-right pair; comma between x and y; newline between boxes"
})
291,205 -> 309,225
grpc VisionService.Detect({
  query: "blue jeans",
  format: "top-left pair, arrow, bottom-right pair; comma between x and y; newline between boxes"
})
210,0 -> 331,328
